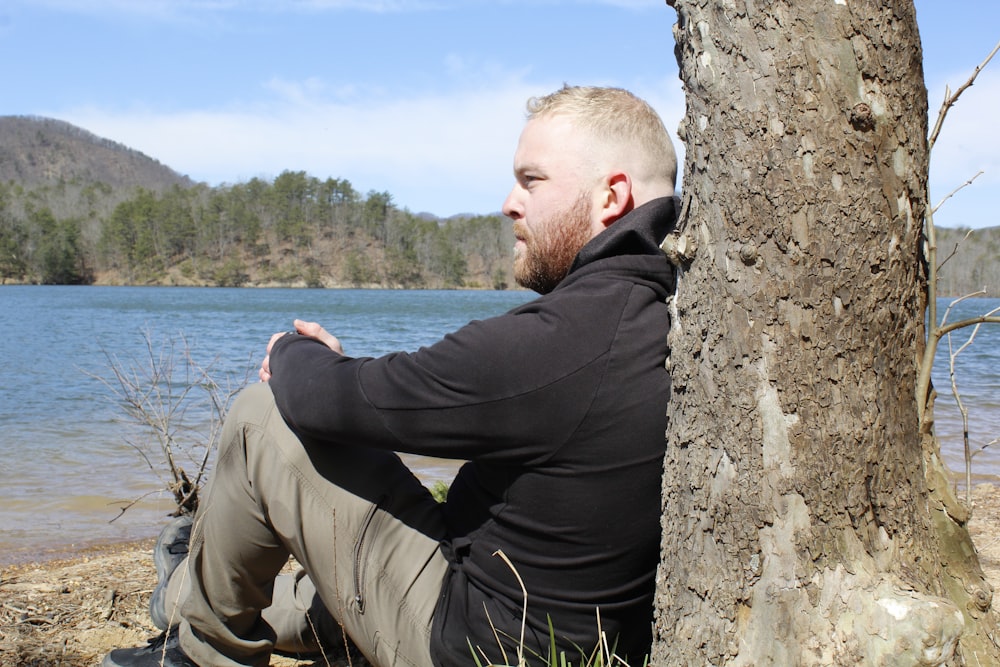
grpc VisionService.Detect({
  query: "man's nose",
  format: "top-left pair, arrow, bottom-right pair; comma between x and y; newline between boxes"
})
502,186 -> 523,220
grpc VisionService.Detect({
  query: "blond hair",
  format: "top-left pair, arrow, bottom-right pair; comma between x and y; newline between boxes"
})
526,85 -> 677,195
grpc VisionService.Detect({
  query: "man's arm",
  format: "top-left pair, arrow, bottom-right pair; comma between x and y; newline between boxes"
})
259,318 -> 343,383
264,289 -> 627,461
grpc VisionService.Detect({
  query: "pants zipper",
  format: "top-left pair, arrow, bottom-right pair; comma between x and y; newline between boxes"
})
353,495 -> 385,614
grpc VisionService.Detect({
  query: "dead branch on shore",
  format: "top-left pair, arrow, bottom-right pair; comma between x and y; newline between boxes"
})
83,328 -> 253,518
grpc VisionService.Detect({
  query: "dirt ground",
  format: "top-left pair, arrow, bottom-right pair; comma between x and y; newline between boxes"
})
0,542 -> 367,667
4,485 -> 1000,667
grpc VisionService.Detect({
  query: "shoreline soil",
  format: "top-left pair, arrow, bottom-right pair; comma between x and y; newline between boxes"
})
4,485 -> 1000,666
0,538 -> 366,667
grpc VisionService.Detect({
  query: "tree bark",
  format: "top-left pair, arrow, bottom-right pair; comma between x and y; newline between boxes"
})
653,1 -> 999,664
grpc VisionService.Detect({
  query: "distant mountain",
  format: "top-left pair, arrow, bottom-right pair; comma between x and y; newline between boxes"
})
0,115 -> 193,192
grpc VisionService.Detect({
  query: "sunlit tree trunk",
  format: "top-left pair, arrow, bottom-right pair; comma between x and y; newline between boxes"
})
653,1 -> 999,664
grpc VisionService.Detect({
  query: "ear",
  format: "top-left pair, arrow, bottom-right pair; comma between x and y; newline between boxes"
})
595,172 -> 634,228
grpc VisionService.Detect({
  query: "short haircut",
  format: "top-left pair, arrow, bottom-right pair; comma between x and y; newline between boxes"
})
526,85 -> 677,191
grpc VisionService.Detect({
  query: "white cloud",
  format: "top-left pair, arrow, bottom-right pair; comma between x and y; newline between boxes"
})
54,64 -> 687,217
58,81 -> 547,215
62,58 -> 995,230
263,77 -> 331,105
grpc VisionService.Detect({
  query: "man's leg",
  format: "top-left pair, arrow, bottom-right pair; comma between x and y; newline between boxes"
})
177,382 -> 449,666
156,555 -> 341,657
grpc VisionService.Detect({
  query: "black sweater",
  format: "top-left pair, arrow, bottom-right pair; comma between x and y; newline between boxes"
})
269,197 -> 677,665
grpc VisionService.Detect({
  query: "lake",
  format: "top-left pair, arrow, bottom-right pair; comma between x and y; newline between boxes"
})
0,286 -> 996,563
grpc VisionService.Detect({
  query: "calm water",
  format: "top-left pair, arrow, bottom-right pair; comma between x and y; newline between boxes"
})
931,297 -> 1000,483
0,286 -> 533,563
0,287 -> 997,563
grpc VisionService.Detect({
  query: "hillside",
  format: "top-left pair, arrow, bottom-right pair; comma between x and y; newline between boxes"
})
0,117 -> 515,289
1,115 -> 997,295
935,225 -> 1000,297
0,116 -> 192,192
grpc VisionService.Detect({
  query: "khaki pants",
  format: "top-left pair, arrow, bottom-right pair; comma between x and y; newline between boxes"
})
161,383 -> 450,667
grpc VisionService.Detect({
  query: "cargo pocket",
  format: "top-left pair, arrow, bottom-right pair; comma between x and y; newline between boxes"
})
352,494 -> 388,614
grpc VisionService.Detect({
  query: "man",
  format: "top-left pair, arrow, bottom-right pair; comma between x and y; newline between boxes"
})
104,84 -> 679,667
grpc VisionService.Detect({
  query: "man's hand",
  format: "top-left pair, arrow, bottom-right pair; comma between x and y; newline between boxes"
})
259,319 -> 345,383
291,319 -> 345,354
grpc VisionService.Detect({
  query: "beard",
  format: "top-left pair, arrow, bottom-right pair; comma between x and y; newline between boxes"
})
513,194 -> 593,294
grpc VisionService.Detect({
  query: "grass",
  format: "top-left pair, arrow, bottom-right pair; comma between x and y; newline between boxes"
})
466,551 -> 649,667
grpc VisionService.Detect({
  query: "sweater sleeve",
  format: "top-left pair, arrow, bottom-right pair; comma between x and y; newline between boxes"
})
267,284 -> 628,463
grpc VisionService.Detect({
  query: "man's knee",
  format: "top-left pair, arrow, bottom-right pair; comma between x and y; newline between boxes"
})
214,382 -> 281,467
229,382 -> 277,423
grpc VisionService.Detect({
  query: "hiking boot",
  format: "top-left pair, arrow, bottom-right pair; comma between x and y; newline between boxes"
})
149,514 -> 193,630
102,628 -> 198,667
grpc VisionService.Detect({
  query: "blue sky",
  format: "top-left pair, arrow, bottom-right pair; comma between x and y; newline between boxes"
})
1,1 -> 997,229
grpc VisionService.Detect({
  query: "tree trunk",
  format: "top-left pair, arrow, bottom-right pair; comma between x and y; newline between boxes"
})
653,1 -> 1000,664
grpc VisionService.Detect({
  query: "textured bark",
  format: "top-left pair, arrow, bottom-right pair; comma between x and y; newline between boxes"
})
653,1 -> 999,664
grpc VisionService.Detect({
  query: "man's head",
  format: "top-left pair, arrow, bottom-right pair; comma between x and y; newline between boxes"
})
503,85 -> 677,293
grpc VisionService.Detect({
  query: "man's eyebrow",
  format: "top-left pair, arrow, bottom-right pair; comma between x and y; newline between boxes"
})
514,163 -> 542,178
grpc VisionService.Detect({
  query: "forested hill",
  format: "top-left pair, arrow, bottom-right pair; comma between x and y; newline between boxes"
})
0,116 -> 192,192
0,116 -> 515,289
0,116 -> 996,295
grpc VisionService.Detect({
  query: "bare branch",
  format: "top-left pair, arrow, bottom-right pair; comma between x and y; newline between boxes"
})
932,172 -> 984,216
917,293 -> 999,426
935,229 -> 975,273
84,329 -> 253,518
971,442 -> 994,460
932,314 -> 1000,342
929,40 -> 1000,152
934,296 -> 1000,506
107,489 -> 162,524
923,41 -> 998,360
941,292 -> 989,318
949,319 -> 975,507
